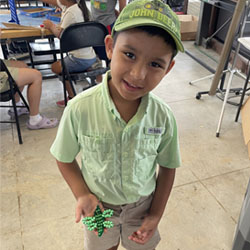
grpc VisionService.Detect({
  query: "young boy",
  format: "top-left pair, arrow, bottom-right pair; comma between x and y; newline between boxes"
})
50,0 -> 184,249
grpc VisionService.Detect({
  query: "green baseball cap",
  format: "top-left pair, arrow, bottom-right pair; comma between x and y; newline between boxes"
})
112,0 -> 184,54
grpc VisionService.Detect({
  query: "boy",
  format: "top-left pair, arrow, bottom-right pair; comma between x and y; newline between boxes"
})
50,0 -> 184,249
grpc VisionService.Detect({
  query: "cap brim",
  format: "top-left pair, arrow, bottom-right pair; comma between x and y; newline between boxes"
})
113,18 -> 184,53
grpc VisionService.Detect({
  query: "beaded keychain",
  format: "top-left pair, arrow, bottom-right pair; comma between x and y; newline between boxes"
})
82,205 -> 114,237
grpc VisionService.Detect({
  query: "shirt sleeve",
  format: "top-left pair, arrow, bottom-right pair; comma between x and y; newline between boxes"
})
50,104 -> 80,163
156,110 -> 181,169
60,10 -> 76,30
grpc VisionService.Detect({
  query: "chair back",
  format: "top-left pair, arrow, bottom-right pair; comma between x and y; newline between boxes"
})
60,21 -> 109,54
59,22 -> 110,104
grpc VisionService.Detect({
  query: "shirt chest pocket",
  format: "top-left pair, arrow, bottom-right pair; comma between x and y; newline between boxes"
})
133,137 -> 161,184
79,135 -> 116,179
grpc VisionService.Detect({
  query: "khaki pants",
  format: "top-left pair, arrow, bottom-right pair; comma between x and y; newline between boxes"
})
83,194 -> 161,250
0,60 -> 19,93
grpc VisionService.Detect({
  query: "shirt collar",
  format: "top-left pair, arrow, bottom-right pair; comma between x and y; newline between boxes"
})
102,71 -> 120,119
101,71 -> 150,122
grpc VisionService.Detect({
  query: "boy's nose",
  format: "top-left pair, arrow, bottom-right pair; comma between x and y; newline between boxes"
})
130,62 -> 146,81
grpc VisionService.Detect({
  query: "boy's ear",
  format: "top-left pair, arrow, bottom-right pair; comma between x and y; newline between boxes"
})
165,59 -> 175,75
104,35 -> 114,60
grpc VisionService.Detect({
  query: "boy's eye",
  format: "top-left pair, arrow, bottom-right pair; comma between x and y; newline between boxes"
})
124,52 -> 135,60
150,62 -> 162,68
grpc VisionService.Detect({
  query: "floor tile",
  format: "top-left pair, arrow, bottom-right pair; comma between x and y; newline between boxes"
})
22,217 -> 84,250
202,168 -> 250,221
17,173 -> 75,230
157,182 -> 237,250
1,172 -> 21,234
0,231 -> 23,250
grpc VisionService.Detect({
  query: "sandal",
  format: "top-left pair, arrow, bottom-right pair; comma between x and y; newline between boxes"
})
26,115 -> 59,130
8,107 -> 29,119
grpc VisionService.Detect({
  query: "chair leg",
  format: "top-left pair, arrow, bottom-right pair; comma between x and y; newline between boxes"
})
62,79 -> 68,106
26,41 -> 35,69
12,98 -> 23,144
16,88 -> 29,111
90,77 -> 96,86
68,79 -> 76,96
216,69 -> 236,137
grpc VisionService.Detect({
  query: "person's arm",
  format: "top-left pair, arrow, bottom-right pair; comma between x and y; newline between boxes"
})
115,0 -> 126,17
43,19 -> 62,38
129,166 -> 176,244
56,159 -> 100,222
118,0 -> 126,12
148,166 -> 176,220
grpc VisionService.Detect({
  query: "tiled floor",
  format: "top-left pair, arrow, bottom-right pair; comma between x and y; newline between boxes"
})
1,38 -> 250,250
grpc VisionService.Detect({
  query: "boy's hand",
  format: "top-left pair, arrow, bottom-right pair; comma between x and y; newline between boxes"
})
128,215 -> 159,245
75,193 -> 101,223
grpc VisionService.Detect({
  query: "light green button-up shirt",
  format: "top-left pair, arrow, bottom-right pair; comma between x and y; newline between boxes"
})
50,72 -> 181,205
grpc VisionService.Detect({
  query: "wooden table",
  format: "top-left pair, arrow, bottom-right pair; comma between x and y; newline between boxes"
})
1,28 -> 53,42
0,28 -> 58,79
0,11 -> 59,78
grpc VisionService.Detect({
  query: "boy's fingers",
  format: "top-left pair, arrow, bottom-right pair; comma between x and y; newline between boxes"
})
138,230 -> 147,238
97,201 -> 105,212
75,207 -> 82,223
128,229 -> 153,244
128,234 -> 146,244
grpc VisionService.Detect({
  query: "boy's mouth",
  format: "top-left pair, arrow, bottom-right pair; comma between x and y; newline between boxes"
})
123,80 -> 142,90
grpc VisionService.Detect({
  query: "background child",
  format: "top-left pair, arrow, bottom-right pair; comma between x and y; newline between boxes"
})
1,60 -> 58,129
42,0 -> 98,107
50,0 -> 184,249
90,0 -> 126,32
90,0 -> 126,63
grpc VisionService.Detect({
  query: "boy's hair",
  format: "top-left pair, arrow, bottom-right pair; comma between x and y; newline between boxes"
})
113,26 -> 177,58
112,0 -> 184,56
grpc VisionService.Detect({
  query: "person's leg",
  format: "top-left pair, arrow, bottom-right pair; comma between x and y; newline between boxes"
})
52,55 -> 96,107
7,60 -> 28,68
15,67 -> 42,116
16,67 -> 58,129
51,60 -> 75,98
7,60 -> 28,103
6,60 -> 58,129
51,60 -> 61,75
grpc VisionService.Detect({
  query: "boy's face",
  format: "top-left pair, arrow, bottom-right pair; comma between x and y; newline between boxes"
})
105,29 -> 175,103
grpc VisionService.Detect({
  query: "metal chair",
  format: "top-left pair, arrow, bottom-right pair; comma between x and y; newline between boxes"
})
59,21 -> 110,106
27,38 -> 60,79
0,59 -> 29,144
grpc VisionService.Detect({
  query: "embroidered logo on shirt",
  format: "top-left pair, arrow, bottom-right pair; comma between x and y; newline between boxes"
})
91,0 -> 107,11
145,127 -> 164,135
